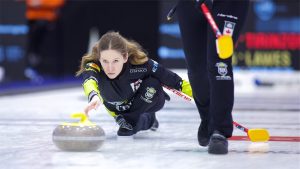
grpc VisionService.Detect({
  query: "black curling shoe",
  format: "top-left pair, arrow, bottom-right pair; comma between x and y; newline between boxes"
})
197,121 -> 209,146
208,131 -> 228,154
117,127 -> 135,136
150,116 -> 159,131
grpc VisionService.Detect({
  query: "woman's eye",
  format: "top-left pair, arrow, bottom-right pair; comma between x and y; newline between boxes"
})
113,60 -> 119,63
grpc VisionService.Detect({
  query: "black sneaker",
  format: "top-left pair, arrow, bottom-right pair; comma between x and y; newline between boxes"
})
115,115 -> 135,136
150,116 -> 159,131
117,127 -> 135,136
197,121 -> 209,146
208,131 -> 228,154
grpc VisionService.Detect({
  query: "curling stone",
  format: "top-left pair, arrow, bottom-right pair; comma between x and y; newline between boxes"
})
52,113 -> 105,151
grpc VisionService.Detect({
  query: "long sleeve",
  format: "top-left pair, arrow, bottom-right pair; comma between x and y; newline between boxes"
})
81,62 -> 117,117
81,62 -> 102,102
147,59 -> 192,97
147,59 -> 183,90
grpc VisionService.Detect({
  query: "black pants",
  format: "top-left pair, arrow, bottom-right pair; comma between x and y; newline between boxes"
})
122,77 -> 165,133
177,0 -> 249,137
26,20 -> 63,76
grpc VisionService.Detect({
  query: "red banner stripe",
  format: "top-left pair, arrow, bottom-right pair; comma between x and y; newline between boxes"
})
230,136 -> 300,142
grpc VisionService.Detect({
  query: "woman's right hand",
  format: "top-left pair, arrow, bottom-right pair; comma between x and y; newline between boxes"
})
84,96 -> 101,116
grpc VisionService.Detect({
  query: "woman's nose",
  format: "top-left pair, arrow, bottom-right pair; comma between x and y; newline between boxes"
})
107,64 -> 114,72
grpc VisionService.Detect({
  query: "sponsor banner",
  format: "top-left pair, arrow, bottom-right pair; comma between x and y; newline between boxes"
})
159,0 -> 300,70
0,2 -> 27,82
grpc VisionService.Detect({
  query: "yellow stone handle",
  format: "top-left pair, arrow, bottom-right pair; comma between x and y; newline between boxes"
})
71,112 -> 89,123
61,112 -> 96,126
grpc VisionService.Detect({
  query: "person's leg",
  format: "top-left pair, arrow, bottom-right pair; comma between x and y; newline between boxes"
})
118,77 -> 165,136
176,0 -> 212,146
206,0 -> 250,154
24,20 -> 48,82
26,20 -> 48,69
207,0 -> 250,138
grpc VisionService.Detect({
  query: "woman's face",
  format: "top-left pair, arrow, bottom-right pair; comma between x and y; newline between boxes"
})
99,49 -> 128,79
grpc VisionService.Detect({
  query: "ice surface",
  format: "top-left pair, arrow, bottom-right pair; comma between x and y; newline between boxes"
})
0,85 -> 299,169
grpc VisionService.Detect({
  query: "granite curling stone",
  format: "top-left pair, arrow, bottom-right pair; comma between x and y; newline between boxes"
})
52,113 -> 105,151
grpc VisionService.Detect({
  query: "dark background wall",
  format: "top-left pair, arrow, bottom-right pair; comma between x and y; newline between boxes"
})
61,1 -> 159,76
0,0 -> 299,84
0,0 -> 159,83
0,0 -> 27,82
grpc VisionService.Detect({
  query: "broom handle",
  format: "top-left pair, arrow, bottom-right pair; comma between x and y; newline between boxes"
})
200,3 -> 222,38
163,85 -> 249,134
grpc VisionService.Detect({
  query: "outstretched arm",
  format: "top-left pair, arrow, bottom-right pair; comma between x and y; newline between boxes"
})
81,62 -> 103,116
81,62 -> 119,118
148,59 -> 193,97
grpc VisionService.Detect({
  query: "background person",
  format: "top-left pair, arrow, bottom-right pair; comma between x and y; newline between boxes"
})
24,0 -> 65,81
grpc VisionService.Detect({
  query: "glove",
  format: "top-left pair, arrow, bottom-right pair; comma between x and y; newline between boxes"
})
115,115 -> 133,130
181,80 -> 193,97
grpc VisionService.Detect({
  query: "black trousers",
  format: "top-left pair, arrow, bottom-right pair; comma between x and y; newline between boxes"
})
177,0 -> 249,137
26,20 -> 63,75
122,77 -> 165,133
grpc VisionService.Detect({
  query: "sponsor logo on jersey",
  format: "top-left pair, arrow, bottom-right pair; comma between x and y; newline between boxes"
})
217,13 -> 238,20
130,79 -> 142,92
107,101 -> 124,106
107,100 -> 132,111
152,60 -> 158,72
215,62 -> 232,80
140,87 -> 156,103
129,68 -> 147,73
223,21 -> 236,36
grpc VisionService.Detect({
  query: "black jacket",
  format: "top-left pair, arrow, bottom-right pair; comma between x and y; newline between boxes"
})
82,59 -> 183,114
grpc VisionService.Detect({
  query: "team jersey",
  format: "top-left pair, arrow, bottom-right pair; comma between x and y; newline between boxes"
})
81,59 -> 184,117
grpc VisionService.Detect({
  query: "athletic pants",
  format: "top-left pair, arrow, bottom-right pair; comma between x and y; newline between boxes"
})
177,0 -> 250,137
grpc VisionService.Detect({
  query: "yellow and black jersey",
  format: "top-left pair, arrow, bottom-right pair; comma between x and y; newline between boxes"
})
81,59 -> 187,117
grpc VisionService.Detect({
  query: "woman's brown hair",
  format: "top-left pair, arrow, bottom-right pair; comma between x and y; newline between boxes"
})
76,31 -> 148,76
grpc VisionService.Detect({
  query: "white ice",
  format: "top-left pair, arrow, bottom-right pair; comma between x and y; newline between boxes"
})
0,71 -> 299,169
